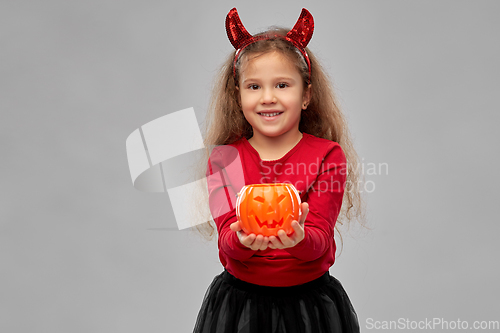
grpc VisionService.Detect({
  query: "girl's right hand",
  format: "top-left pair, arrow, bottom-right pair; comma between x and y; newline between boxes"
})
230,220 -> 270,251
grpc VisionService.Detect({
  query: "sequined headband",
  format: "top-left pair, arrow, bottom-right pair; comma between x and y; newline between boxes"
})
225,7 -> 314,85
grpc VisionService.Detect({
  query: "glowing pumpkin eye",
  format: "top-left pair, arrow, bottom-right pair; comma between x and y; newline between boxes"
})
277,194 -> 286,203
253,196 -> 265,203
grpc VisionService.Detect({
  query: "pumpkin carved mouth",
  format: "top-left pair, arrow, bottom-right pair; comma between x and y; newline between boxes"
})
251,214 -> 284,229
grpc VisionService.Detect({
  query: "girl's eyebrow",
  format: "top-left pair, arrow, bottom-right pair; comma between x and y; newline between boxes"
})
275,77 -> 296,82
242,77 -> 296,84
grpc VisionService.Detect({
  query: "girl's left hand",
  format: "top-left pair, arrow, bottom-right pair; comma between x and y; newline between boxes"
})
268,202 -> 309,249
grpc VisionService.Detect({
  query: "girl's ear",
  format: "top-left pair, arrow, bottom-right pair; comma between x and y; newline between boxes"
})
302,84 -> 312,109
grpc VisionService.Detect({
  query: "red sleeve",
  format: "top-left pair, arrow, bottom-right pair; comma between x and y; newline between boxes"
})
206,147 -> 256,261
284,143 -> 347,261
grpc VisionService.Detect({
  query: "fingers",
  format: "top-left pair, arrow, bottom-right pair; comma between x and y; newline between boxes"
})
269,230 -> 295,249
291,220 -> 304,238
299,202 -> 309,225
230,220 -> 242,232
269,220 -> 305,249
257,235 -> 270,251
239,232 -> 270,251
238,231 -> 255,247
269,235 -> 283,249
278,229 -> 297,248
247,234 -> 269,251
241,228 -> 304,250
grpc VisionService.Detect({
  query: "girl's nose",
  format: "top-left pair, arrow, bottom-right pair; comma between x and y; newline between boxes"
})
260,88 -> 277,104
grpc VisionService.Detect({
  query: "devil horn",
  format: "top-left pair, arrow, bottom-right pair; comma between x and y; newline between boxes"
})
226,7 -> 254,50
286,8 -> 314,49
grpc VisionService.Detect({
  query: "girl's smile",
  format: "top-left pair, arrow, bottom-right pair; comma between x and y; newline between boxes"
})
257,110 -> 283,120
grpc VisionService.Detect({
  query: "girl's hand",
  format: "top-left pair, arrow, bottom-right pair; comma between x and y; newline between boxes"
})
268,202 -> 309,249
230,220 -> 270,251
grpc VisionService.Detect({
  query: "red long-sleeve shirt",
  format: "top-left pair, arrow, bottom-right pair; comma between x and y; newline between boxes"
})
206,132 -> 347,287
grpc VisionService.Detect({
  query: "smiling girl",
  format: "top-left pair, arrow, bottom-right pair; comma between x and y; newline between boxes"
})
193,7 -> 365,333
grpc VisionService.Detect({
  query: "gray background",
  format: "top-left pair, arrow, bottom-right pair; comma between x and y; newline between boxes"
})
1,1 -> 499,332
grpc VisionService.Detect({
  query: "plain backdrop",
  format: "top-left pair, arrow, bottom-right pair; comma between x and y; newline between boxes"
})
1,1 -> 499,332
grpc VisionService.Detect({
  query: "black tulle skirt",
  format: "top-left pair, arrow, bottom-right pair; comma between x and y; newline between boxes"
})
193,270 -> 360,333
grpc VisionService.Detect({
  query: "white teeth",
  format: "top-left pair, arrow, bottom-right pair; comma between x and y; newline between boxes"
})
260,112 -> 282,117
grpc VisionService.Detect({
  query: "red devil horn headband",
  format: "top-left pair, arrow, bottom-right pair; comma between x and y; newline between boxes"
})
225,7 -> 314,84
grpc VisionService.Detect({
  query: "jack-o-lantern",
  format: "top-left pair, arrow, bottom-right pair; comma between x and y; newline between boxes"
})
236,183 -> 301,237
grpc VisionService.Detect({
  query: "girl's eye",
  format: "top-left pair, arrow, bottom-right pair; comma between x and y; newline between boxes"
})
277,82 -> 288,89
248,84 -> 260,90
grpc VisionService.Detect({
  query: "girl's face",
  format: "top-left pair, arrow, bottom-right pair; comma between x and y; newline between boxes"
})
237,51 -> 311,142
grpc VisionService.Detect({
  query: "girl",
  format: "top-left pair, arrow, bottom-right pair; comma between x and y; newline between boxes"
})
193,7 -> 365,333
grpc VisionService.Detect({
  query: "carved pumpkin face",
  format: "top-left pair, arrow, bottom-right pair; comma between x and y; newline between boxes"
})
236,183 -> 301,237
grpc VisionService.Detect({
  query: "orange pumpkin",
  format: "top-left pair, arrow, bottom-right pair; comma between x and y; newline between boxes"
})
236,183 -> 301,237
